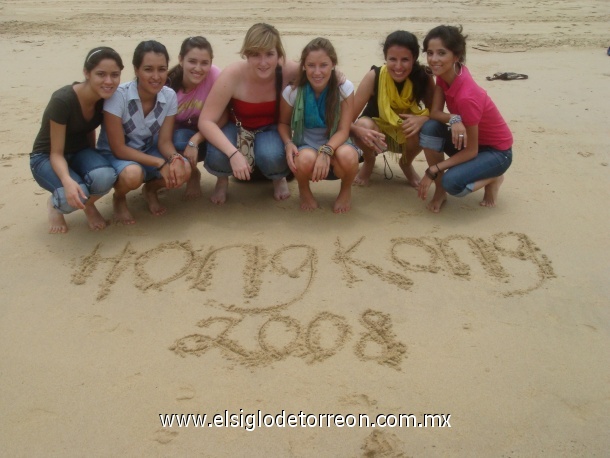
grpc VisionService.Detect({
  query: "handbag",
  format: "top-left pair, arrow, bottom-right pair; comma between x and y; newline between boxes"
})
232,109 -> 256,168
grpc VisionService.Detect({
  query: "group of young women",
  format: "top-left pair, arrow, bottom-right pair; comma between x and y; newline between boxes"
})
30,23 -> 513,233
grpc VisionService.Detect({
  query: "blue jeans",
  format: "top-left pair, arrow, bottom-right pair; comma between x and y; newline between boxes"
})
420,119 -> 513,196
30,148 -> 116,214
204,122 -> 289,180
173,128 -> 206,162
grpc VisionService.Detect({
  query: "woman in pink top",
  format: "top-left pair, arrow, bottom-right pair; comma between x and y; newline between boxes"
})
418,25 -> 513,213
168,36 -> 221,199
199,23 -> 298,204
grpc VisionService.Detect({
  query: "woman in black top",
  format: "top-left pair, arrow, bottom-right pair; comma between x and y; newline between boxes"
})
30,47 -> 123,233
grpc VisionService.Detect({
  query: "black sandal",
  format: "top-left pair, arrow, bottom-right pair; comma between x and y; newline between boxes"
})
486,72 -> 528,81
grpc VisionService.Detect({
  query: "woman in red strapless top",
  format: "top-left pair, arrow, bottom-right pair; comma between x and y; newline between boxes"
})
199,23 -> 299,204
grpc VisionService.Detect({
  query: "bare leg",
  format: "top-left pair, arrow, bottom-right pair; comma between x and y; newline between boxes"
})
478,175 -> 505,207
82,195 -> 108,231
298,181 -> 318,210
354,149 -> 375,186
422,148 -> 447,213
427,184 -> 447,213
398,141 -> 422,188
183,166 -> 202,200
142,178 -> 167,216
210,176 -> 228,205
113,164 -> 143,224
332,146 -> 358,213
47,196 -> 68,234
273,177 -> 290,201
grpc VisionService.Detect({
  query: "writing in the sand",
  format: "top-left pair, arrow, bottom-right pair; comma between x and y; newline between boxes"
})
72,232 -> 556,304
170,309 -> 407,369
71,232 -> 554,369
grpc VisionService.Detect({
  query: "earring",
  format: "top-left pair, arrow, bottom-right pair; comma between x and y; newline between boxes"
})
424,66 -> 433,76
453,61 -> 463,77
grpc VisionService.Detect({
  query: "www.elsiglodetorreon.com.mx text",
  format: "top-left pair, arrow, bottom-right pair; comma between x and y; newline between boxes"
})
159,410 -> 451,431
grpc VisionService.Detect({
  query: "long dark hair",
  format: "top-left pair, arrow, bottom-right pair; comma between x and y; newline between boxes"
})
296,37 -> 340,136
167,36 -> 214,92
382,30 -> 428,104
423,25 -> 468,64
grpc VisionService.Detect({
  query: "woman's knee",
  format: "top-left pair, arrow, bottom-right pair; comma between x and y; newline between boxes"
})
86,166 -> 117,195
333,146 -> 358,171
117,164 -> 144,190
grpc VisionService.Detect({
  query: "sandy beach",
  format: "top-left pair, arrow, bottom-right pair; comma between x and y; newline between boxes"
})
1,0 -> 609,456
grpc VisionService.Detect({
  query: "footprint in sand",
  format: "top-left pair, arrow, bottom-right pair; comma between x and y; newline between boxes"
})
153,428 -> 178,444
176,385 -> 196,401
361,430 -> 406,458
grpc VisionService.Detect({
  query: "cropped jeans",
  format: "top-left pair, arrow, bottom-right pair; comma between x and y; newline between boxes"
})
30,148 -> 116,214
419,119 -> 513,196
204,122 -> 289,180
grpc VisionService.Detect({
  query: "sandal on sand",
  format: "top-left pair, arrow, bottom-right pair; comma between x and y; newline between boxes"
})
486,72 -> 528,81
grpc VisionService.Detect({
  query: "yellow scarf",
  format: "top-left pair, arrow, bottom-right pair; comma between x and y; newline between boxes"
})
373,65 -> 429,147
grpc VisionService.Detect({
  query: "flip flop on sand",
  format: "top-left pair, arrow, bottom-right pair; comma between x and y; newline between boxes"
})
486,72 -> 528,81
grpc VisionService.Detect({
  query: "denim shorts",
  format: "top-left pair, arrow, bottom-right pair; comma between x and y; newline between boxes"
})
99,144 -> 188,183
30,148 -> 116,214
419,119 -> 513,196
297,142 -> 361,181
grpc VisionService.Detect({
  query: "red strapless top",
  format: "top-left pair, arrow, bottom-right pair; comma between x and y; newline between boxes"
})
231,98 -> 276,130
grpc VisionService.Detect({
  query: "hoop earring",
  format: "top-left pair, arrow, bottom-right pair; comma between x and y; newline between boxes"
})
424,66 -> 433,76
453,62 -> 463,77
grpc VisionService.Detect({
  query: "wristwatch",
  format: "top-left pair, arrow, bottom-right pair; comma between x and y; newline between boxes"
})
187,141 -> 197,148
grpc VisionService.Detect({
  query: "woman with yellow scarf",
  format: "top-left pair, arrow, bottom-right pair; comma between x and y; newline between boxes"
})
351,30 -> 434,187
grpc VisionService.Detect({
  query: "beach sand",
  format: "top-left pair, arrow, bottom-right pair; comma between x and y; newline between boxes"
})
1,0 -> 609,456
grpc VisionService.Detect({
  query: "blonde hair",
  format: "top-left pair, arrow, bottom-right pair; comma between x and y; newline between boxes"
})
240,23 -> 286,61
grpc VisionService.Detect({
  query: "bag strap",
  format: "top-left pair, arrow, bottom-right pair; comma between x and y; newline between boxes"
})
274,65 -> 283,123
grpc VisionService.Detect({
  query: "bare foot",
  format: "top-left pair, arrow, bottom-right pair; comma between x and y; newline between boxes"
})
113,193 -> 136,224
399,162 -> 421,188
333,187 -> 352,213
426,189 -> 447,213
273,177 -> 290,201
142,184 -> 167,216
47,197 -> 68,234
480,175 -> 504,207
353,160 -> 374,186
210,176 -> 228,205
183,167 -> 202,200
83,202 -> 108,231
299,186 -> 319,211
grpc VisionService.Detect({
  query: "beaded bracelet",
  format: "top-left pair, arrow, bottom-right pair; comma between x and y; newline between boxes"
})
318,144 -> 334,157
449,114 -> 462,126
